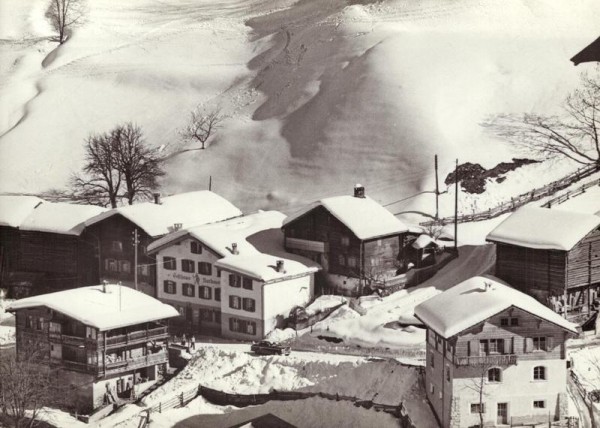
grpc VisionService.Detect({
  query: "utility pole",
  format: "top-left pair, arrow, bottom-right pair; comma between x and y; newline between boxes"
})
435,155 -> 439,220
132,228 -> 139,291
454,159 -> 459,252
209,175 -> 212,191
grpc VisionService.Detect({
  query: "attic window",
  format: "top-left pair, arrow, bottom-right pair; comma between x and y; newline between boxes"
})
191,241 -> 202,254
341,236 -> 350,246
111,241 -> 123,252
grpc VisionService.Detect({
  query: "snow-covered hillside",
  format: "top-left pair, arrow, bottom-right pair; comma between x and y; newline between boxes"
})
0,0 -> 598,215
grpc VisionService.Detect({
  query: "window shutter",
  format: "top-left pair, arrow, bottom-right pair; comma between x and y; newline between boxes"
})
510,336 -> 515,354
546,336 -> 553,352
525,338 -> 533,353
470,340 -> 479,356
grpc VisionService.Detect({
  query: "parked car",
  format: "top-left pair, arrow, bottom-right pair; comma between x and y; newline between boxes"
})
250,340 -> 291,356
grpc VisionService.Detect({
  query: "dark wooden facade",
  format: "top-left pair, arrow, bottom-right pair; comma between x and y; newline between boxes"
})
282,206 -> 409,294
493,227 -> 600,317
0,226 -> 97,297
81,215 -> 156,296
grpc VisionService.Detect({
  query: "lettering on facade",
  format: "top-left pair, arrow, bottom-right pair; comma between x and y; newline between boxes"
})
203,277 -> 220,286
172,273 -> 192,281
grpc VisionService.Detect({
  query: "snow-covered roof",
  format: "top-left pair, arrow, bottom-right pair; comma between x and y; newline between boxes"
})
412,234 -> 440,250
0,196 -> 44,227
215,253 -> 319,283
414,275 -> 578,338
84,191 -> 243,237
19,202 -> 106,235
486,206 -> 600,251
147,210 -> 285,256
7,284 -> 179,331
283,195 -> 409,240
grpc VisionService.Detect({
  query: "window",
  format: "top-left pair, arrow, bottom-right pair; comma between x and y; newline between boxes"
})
119,260 -> 131,273
35,317 -> 43,331
163,280 -> 176,294
86,327 -> 96,339
199,286 -> 212,300
105,258 -> 118,272
200,309 -> 213,322
216,268 -> 222,278
370,257 -> 380,267
488,368 -> 502,382
198,262 -> 212,276
182,259 -> 195,273
25,315 -> 33,329
511,317 -> 519,326
215,288 -> 221,302
229,318 -> 256,335
430,353 -> 435,368
347,256 -> 357,268
242,277 -> 253,290
533,337 -> 547,351
533,366 -> 546,381
446,365 -> 451,382
229,296 -> 241,310
501,317 -> 519,327
138,264 -> 149,276
182,283 -> 195,297
49,322 -> 61,334
471,403 -> 485,414
190,241 -> 202,254
164,257 -> 176,270
246,322 -> 256,335
229,274 -> 241,288
341,236 -> 350,246
111,241 -> 123,252
480,339 -> 504,355
243,298 -> 256,312
533,400 -> 546,409
338,254 -> 346,266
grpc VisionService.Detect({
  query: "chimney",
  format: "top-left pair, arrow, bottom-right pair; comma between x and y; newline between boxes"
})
354,184 -> 365,198
276,259 -> 285,273
173,223 -> 182,232
232,243 -> 239,255
153,193 -> 161,204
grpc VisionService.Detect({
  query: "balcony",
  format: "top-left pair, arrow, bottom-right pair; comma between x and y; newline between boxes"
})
285,237 -> 328,253
454,354 -> 517,367
100,326 -> 169,349
99,351 -> 168,377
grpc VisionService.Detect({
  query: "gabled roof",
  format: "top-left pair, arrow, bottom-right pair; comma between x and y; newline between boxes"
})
486,206 -> 600,251
7,284 -> 179,331
84,191 -> 243,237
0,196 -> 44,227
414,275 -> 578,338
571,36 -> 600,65
19,202 -> 106,236
282,195 -> 409,240
215,253 -> 319,283
147,210 -> 285,256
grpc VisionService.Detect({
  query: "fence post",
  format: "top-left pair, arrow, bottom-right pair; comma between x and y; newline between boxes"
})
180,392 -> 184,407
159,402 -> 162,413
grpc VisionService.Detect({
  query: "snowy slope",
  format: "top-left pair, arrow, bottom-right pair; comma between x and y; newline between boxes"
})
0,0 -> 599,215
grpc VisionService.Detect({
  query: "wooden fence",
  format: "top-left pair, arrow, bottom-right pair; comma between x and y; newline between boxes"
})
420,164 -> 600,227
287,301 -> 347,330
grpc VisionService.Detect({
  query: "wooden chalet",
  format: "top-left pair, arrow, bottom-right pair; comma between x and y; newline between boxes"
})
8,284 -> 178,413
0,196 -> 106,297
486,206 -> 600,321
81,191 -> 242,297
281,185 -> 414,296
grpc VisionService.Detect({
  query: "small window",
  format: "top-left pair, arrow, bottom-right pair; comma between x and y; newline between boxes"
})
347,256 -> 357,268
138,264 -> 149,276
471,403 -> 485,414
488,368 -> 502,382
198,262 -> 212,276
533,337 -> 546,351
247,321 -> 256,335
533,400 -> 546,409
163,280 -> 176,294
164,257 -> 176,270
215,288 -> 221,302
242,277 -> 253,290
510,317 -> 519,326
111,241 -> 123,252
430,353 -> 435,368
229,274 -> 241,288
182,259 -> 195,273
182,283 -> 195,297
338,254 -> 346,266
489,339 -> 504,354
216,268 -> 222,278
190,241 -> 202,254
35,317 -> 44,331
341,236 -> 350,246
500,318 -> 509,326
120,260 -> 131,273
200,309 -> 213,322
105,258 -> 118,272
229,295 -> 241,310
199,286 -> 212,300
243,298 -> 256,312
533,366 -> 546,381
25,316 -> 33,329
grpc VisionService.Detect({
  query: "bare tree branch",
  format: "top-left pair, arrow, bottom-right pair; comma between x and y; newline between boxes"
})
46,0 -> 85,44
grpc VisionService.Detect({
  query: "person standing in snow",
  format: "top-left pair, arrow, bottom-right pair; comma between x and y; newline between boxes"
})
190,335 -> 196,350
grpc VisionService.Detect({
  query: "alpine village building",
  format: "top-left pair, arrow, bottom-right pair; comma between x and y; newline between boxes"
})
281,185 -> 415,296
147,210 -> 320,339
486,207 -> 600,323
0,196 -> 106,297
7,284 -> 179,413
415,275 -> 579,428
81,191 -> 242,297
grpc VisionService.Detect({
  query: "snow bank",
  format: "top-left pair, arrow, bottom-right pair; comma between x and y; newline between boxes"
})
0,325 -> 15,346
305,295 -> 347,316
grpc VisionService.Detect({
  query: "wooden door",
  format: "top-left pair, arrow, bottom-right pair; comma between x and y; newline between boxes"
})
497,402 -> 508,425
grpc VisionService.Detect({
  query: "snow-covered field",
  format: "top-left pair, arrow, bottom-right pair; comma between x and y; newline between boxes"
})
0,297 -> 15,346
0,0 -> 598,217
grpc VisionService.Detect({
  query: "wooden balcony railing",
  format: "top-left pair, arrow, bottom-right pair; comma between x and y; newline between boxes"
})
100,351 -> 168,376
454,354 -> 517,367
285,237 -> 328,253
101,326 -> 169,348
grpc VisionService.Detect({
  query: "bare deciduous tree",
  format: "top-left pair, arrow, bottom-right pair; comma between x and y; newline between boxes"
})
484,70 -> 600,167
46,0 -> 85,44
181,107 -> 223,150
0,344 -> 56,428
463,364 -> 495,428
72,123 -> 165,207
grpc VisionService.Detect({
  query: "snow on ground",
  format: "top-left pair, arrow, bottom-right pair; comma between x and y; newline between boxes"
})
304,295 -> 347,316
0,325 -> 15,346
570,345 -> 600,393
